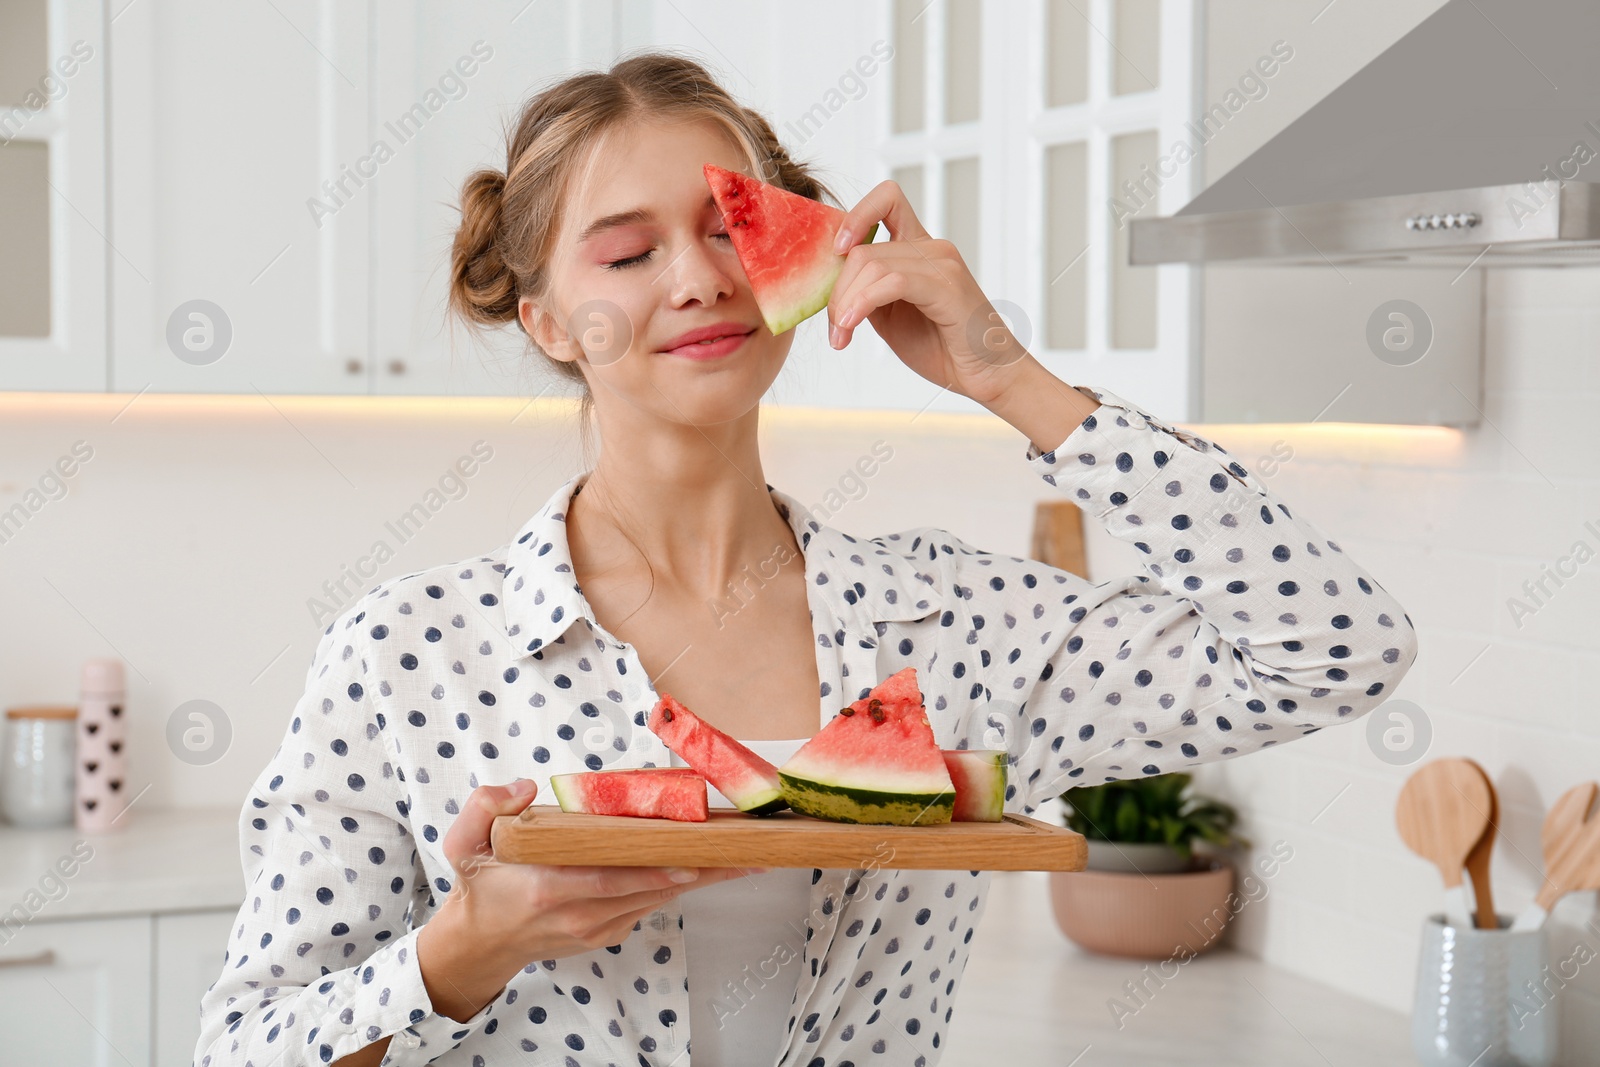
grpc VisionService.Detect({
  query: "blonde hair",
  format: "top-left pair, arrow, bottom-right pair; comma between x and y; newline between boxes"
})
448,49 -> 840,445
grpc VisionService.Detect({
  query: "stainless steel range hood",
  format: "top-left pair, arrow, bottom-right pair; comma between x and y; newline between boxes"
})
1131,0 -> 1600,268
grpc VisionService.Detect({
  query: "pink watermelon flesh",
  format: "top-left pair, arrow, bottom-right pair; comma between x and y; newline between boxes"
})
703,162 -> 879,337
549,768 -> 708,821
941,749 -> 1007,822
647,694 -> 788,816
778,667 -> 955,826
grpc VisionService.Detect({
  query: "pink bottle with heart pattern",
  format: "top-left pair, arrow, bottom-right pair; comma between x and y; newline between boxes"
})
76,658 -> 128,832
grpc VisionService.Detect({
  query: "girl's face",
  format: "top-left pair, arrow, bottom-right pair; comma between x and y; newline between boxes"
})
521,117 -> 793,429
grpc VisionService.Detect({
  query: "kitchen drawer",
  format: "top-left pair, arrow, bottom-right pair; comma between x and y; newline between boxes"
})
154,909 -> 238,1067
0,914 -> 152,1067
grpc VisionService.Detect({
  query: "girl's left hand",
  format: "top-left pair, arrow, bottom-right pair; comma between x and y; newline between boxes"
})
827,179 -> 1033,407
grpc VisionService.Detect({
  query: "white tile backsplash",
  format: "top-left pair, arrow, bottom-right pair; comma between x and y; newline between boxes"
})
1186,268 -> 1600,1067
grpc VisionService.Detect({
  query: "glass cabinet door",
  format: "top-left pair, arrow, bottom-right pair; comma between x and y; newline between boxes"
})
880,0 -> 1198,418
0,0 -> 107,392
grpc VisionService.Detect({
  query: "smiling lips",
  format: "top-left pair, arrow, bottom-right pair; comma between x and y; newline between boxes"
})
658,321 -> 757,360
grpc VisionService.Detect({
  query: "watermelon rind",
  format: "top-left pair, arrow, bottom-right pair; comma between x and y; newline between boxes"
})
941,749 -> 1007,822
759,220 -> 880,337
778,771 -> 953,826
742,793 -> 790,817
549,773 -> 579,810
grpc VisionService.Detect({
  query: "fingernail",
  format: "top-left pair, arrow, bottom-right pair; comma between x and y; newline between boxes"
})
834,227 -> 851,254
743,866 -> 771,876
666,867 -> 699,883
829,323 -> 843,349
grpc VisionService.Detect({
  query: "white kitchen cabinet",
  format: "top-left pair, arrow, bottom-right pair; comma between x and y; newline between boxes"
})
0,0 -> 107,391
108,0 -> 371,395
154,909 -> 238,1067
864,0 -> 1203,415
645,0 -> 1203,417
361,0 -> 924,402
367,1 -> 641,398
1193,0 -> 1480,427
858,0 -> 1480,426
633,0 -> 1026,415
99,0 -> 653,399
1200,266 -> 1483,425
0,914 -> 152,1067
6,0 -> 1479,424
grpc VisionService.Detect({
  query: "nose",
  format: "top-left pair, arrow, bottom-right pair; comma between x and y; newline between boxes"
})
661,235 -> 738,309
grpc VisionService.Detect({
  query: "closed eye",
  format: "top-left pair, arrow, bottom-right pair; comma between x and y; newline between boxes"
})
604,232 -> 733,271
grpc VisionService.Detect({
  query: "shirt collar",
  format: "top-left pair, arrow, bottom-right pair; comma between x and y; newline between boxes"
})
501,472 -> 946,660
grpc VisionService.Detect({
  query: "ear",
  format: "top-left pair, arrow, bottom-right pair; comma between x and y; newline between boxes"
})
519,296 -> 580,364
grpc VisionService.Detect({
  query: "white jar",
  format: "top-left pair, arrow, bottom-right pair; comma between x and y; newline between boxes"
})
3,706 -> 78,828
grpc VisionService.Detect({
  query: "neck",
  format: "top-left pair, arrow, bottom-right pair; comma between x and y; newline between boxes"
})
568,414 -> 797,599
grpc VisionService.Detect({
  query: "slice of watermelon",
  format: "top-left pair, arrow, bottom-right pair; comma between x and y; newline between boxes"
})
703,162 -> 879,337
549,768 -> 709,822
647,694 -> 789,816
941,750 -> 1008,822
778,667 -> 954,826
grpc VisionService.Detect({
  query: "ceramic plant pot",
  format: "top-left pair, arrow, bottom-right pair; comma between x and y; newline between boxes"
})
1081,840 -> 1193,874
1049,850 -> 1237,959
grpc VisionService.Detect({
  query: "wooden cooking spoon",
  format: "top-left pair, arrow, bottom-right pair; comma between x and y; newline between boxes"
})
1396,758 -> 1492,928
1460,758 -> 1498,929
1510,781 -> 1600,932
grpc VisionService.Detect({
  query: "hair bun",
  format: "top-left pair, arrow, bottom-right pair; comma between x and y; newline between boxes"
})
449,167 -> 519,326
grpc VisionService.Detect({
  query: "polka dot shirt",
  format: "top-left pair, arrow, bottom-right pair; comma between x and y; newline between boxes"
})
195,384 -> 1418,1066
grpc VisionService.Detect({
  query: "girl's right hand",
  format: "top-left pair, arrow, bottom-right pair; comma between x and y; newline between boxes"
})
419,779 -> 761,1017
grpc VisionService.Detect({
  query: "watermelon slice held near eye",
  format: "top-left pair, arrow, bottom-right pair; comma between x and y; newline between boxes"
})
549,768 -> 709,822
647,694 -> 788,816
777,667 -> 955,826
703,162 -> 879,337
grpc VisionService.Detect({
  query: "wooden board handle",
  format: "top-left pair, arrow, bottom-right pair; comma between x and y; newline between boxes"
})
1031,500 -> 1087,578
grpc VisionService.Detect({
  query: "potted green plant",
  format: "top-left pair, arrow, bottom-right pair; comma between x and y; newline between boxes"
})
1049,773 -> 1249,959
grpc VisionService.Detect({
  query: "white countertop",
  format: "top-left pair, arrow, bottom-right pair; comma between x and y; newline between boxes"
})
944,869 -> 1412,1065
0,805 -> 245,920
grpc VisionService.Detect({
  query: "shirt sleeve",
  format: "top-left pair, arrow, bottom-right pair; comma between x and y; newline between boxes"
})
194,596 -> 498,1067
979,383 -> 1420,812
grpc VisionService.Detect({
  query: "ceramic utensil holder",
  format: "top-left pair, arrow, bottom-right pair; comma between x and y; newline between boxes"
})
1411,912 -> 1556,1067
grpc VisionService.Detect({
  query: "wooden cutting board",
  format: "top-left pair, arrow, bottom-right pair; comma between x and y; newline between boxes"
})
491,806 -> 1088,872
1031,499 -> 1088,578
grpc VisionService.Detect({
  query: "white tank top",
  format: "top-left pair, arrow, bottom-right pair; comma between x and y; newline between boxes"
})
669,737 -> 813,1067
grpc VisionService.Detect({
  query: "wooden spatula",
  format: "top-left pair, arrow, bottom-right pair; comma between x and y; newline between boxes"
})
1510,781 -> 1600,932
1461,758 -> 1498,929
1396,758 -> 1492,928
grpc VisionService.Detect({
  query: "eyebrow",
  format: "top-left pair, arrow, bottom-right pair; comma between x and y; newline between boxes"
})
576,193 -> 719,245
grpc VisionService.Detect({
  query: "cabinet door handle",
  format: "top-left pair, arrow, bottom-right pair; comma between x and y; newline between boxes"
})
0,949 -> 56,968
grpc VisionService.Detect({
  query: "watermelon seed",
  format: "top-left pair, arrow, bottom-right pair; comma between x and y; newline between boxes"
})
661,707 -> 673,722
839,707 -> 855,717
